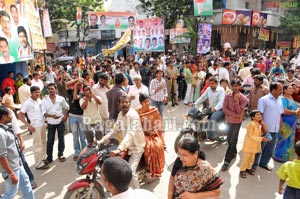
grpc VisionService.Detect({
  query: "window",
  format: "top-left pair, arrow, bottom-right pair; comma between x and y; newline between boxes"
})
245,2 -> 250,9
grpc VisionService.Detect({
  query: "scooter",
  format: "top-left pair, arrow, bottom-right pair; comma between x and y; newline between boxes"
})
174,107 -> 227,153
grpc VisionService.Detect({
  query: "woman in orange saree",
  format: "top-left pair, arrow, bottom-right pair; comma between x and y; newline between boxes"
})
136,94 -> 165,179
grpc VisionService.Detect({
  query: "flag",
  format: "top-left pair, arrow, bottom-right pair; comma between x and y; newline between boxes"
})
102,29 -> 131,56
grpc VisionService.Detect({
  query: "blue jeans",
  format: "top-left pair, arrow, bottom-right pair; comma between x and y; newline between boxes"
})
284,186 -> 300,199
20,152 -> 34,182
1,166 -> 35,199
69,115 -> 87,156
151,100 -> 164,118
208,109 -> 225,139
46,122 -> 65,161
253,132 -> 278,169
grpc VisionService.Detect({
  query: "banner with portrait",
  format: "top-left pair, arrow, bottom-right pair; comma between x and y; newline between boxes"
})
252,11 -> 268,27
193,0 -> 213,16
0,0 -> 43,64
41,9 -> 53,37
258,28 -> 269,41
197,23 -> 212,54
222,10 -> 252,26
170,28 -> 190,44
87,12 -> 136,30
133,17 -> 164,52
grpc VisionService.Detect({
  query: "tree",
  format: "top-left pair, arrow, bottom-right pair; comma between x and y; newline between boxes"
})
45,0 -> 104,32
280,11 -> 300,40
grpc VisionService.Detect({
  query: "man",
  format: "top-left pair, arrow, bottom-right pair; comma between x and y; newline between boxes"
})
80,86 -> 102,145
256,57 -> 266,74
18,86 -> 48,170
2,71 -> 16,96
270,61 -> 285,82
89,14 -> 98,29
42,83 -> 69,164
101,158 -> 157,199
99,15 -> 108,29
0,37 -> 14,63
248,75 -> 270,112
194,77 -> 225,140
128,75 -> 149,109
0,11 -> 14,41
165,61 -> 179,106
284,69 -> 300,86
68,78 -> 86,161
107,73 -> 127,121
208,62 -> 219,77
183,61 -> 194,105
144,38 -> 151,50
9,4 -> 19,27
17,26 -> 32,60
252,82 -> 284,171
238,62 -> 251,81
0,106 -> 35,199
218,62 -> 230,84
151,37 -> 158,49
129,62 -> 140,82
44,66 -> 57,83
202,40 -> 210,54
140,61 -> 151,88
128,16 -> 135,29
221,79 -> 248,171
149,70 -> 167,118
99,95 -> 145,189
31,72 -> 44,91
18,77 -> 31,104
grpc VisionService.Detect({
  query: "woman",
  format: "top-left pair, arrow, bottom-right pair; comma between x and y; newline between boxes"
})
82,71 -> 94,87
15,72 -> 23,104
273,85 -> 299,162
168,137 -> 224,199
136,94 -> 165,179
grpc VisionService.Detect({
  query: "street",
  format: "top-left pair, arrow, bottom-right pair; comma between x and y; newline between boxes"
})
0,102 -> 285,199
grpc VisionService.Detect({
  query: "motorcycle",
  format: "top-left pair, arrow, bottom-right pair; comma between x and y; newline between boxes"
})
174,107 -> 227,153
64,139 -> 151,199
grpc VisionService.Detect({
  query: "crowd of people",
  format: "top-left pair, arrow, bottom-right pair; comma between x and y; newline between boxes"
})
1,47 -> 300,198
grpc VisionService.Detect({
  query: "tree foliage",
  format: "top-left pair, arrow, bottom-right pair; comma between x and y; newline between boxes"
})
280,11 -> 300,39
46,0 -> 103,32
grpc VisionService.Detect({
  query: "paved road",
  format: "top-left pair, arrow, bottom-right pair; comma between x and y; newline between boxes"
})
0,102 -> 285,199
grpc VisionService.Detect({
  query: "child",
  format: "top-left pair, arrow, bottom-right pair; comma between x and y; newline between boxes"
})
240,110 -> 268,178
220,78 -> 231,95
276,141 -> 300,199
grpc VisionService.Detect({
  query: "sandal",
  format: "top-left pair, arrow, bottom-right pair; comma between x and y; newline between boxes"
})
240,171 -> 247,178
58,156 -> 66,162
246,169 -> 256,175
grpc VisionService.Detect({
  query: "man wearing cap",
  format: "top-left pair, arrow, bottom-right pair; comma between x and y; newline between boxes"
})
107,73 -> 128,121
165,61 -> 179,106
128,75 -> 148,109
248,75 -> 269,112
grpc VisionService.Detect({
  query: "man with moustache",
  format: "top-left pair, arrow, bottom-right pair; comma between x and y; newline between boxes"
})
0,37 -> 14,63
17,26 -> 32,60
98,95 -> 145,189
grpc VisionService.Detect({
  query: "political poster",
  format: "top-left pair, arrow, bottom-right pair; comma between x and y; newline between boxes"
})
0,0 -> 43,64
170,28 -> 190,44
193,0 -> 213,16
222,10 -> 252,26
41,9 -> 53,37
258,28 -> 269,41
133,17 -> 164,52
252,11 -> 268,27
87,12 -> 136,30
197,23 -> 212,54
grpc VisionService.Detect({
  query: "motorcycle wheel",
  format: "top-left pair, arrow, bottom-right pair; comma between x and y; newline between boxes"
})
63,185 -> 106,199
174,132 -> 194,153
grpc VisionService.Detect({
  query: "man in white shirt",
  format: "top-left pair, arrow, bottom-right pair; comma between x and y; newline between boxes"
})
129,62 -> 140,82
101,158 -> 157,199
44,66 -> 57,83
99,95 -> 145,189
41,83 -> 69,164
128,75 -> 149,109
0,37 -> 15,63
18,77 -> 31,104
218,62 -> 230,84
18,86 -> 48,170
31,72 -> 44,91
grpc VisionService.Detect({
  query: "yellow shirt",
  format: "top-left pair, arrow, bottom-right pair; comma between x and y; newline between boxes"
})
276,160 -> 300,189
242,121 -> 263,153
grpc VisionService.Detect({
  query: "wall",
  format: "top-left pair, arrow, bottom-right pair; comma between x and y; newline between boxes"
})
104,0 -> 147,19
226,0 -> 262,10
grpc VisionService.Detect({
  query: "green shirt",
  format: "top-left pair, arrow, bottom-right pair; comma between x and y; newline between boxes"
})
183,67 -> 192,84
276,159 -> 300,189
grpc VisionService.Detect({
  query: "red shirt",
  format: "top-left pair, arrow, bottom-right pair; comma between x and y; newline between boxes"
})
256,62 -> 266,73
2,77 -> 16,95
223,92 -> 248,124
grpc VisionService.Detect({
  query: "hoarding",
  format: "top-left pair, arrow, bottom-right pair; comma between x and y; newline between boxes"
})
197,23 -> 212,54
87,12 -> 136,30
252,11 -> 268,27
133,17 -> 164,52
222,10 -> 252,26
258,28 -> 269,41
193,0 -> 213,16
41,9 -> 53,37
170,28 -> 190,44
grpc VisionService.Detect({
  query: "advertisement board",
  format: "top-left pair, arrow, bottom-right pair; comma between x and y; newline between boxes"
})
197,23 -> 212,54
133,17 -> 164,52
222,10 -> 252,26
193,0 -> 213,16
87,12 -> 136,30
252,11 -> 268,27
0,0 -> 44,64
258,28 -> 269,41
41,9 -> 53,37
170,28 -> 190,44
